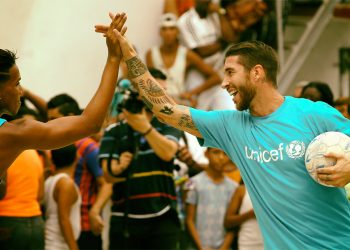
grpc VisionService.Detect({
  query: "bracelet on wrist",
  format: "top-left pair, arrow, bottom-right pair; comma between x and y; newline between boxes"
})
141,126 -> 153,136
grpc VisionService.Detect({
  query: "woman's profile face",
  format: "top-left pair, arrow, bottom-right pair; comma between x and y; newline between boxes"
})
0,64 -> 23,116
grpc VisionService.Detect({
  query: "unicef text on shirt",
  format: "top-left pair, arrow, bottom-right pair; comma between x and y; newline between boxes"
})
244,141 -> 306,163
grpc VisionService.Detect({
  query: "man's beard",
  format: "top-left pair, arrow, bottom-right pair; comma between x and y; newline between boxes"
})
236,78 -> 256,111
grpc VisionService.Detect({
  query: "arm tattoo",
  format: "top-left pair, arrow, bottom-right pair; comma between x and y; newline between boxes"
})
160,105 -> 174,115
141,96 -> 153,110
126,56 -> 147,79
139,79 -> 175,105
139,79 -> 163,97
178,114 -> 196,130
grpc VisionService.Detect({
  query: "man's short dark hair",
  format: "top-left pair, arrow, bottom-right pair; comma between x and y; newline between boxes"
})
0,49 -> 17,83
225,41 -> 279,87
47,93 -> 82,115
51,144 -> 77,169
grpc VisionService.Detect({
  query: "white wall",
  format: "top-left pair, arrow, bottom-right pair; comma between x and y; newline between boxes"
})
288,17 -> 350,98
0,0 -> 163,107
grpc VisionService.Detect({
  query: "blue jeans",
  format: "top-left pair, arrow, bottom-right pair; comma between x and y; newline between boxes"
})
0,215 -> 44,250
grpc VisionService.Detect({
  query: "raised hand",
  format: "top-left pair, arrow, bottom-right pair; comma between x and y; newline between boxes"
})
112,28 -> 137,61
95,12 -> 117,35
100,12 -> 127,59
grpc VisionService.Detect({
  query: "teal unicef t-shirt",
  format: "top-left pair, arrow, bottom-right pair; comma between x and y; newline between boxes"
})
190,96 -> 350,249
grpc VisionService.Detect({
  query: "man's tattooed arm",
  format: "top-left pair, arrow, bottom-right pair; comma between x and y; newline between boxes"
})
124,56 -> 202,137
178,113 -> 197,130
160,105 -> 174,115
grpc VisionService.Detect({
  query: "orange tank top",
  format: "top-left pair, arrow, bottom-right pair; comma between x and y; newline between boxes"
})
0,150 -> 43,217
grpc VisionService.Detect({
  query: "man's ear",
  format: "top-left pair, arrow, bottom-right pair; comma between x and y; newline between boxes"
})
250,64 -> 265,83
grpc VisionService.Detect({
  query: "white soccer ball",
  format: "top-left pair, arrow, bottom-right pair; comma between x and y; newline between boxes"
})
305,131 -> 350,186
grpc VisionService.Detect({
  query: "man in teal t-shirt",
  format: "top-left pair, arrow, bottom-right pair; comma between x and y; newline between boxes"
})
191,97 -> 350,249
111,30 -> 350,249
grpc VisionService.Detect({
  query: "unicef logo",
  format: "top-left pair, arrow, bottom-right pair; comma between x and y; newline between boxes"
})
286,141 -> 305,159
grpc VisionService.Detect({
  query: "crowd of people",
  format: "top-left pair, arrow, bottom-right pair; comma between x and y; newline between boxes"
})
0,1 -> 350,250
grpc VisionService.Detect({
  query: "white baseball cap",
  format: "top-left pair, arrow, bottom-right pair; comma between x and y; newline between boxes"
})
159,13 -> 178,28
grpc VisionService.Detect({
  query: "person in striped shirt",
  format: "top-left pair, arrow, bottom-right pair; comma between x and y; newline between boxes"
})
98,68 -> 183,249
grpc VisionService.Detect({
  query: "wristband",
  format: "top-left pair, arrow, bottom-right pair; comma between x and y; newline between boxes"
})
141,126 -> 153,136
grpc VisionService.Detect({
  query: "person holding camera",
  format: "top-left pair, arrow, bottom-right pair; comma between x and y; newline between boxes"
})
97,68 -> 182,249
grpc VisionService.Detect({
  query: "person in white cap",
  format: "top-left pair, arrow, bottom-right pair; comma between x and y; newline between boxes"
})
146,13 -> 223,109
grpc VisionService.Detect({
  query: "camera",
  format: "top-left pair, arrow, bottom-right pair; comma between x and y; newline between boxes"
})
116,79 -> 144,114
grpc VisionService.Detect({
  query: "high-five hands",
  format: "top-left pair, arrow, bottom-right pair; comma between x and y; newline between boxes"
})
95,12 -> 127,59
95,12 -> 119,34
95,12 -> 137,61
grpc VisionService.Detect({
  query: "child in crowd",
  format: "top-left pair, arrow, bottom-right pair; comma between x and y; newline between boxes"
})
185,147 -> 238,250
224,181 -> 263,250
44,145 -> 81,250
